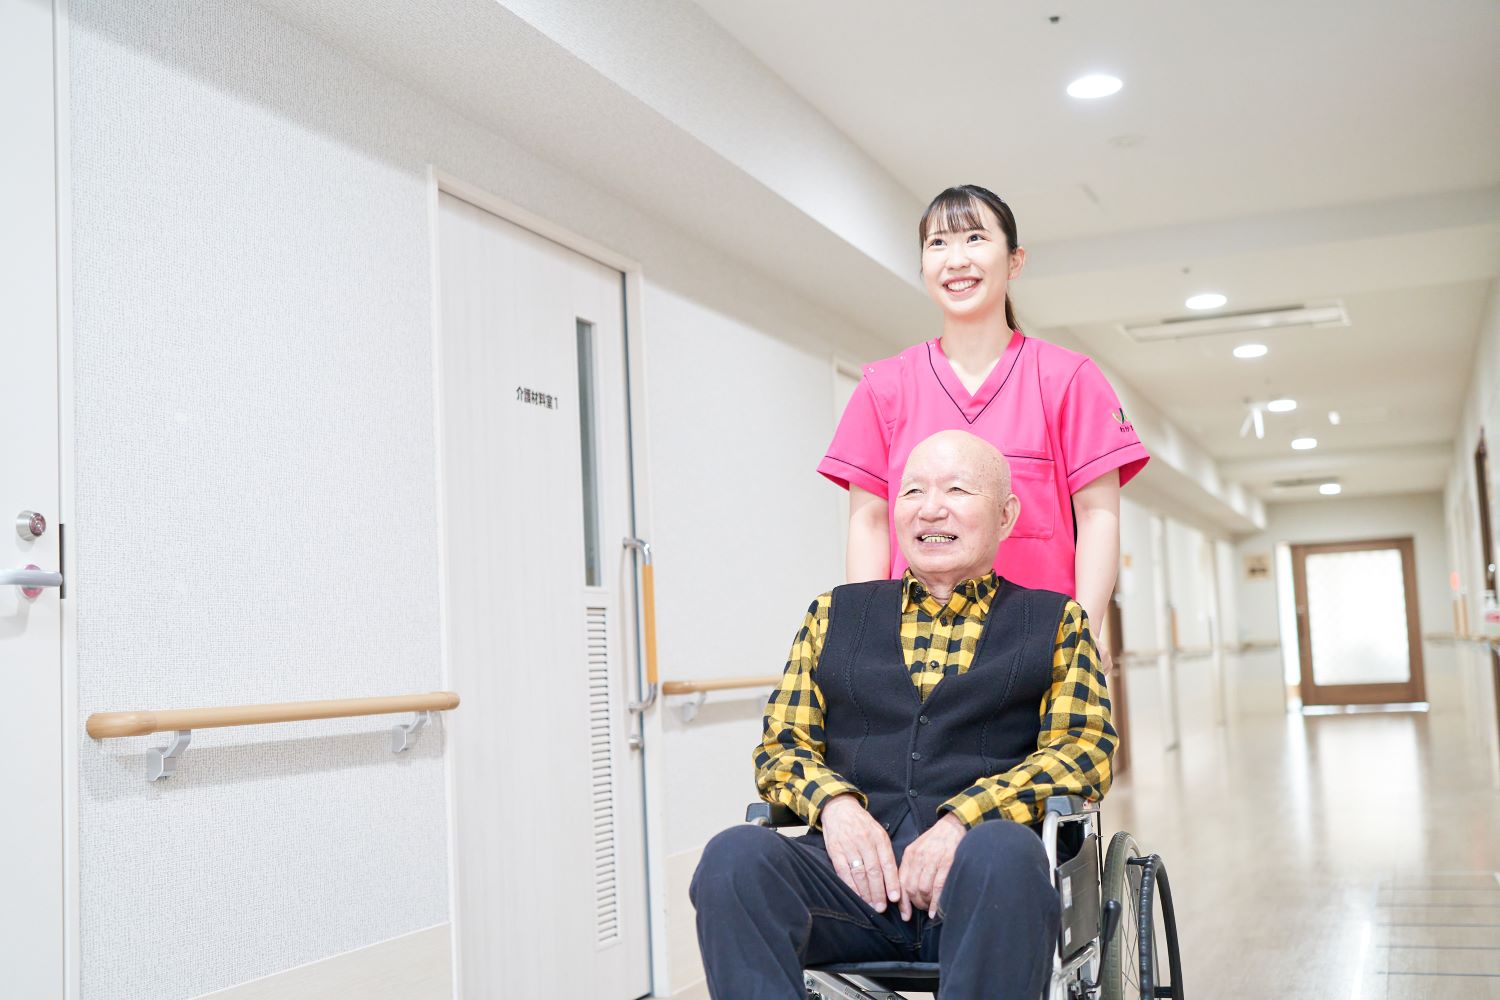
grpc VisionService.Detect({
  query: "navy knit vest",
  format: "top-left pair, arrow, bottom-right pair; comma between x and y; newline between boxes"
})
820,578 -> 1069,834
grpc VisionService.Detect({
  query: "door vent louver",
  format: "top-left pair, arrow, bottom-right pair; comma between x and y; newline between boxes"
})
586,606 -> 620,946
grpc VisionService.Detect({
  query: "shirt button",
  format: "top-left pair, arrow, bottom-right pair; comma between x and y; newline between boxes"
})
929,660 -> 939,668
911,752 -> 922,761
918,715 -> 929,725
908,788 -> 918,797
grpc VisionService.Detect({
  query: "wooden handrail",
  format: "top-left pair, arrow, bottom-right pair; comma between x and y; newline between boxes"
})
86,691 -> 460,739
662,676 -> 779,696
661,638 -> 1309,696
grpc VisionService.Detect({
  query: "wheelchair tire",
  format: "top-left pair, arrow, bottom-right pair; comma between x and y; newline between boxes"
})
1099,832 -> 1184,1000
1099,832 -> 1141,1000
1135,854 -> 1184,999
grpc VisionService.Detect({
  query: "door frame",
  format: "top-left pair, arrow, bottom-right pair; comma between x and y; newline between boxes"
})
1291,536 -> 1426,706
424,167 -> 665,997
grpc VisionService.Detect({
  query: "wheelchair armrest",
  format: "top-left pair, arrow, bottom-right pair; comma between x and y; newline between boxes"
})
1044,795 -> 1099,819
746,801 -> 804,827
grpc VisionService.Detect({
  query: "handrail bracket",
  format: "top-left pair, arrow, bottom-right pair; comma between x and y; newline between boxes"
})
676,691 -> 707,723
390,711 -> 432,753
147,730 -> 192,781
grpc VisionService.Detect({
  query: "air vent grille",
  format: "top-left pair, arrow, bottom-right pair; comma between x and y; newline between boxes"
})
586,606 -> 620,947
1122,303 -> 1348,343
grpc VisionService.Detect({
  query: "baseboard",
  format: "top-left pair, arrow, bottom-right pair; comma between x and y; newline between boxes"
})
194,924 -> 451,999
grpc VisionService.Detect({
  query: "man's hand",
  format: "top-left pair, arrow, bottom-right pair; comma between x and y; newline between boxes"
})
898,813 -> 967,919
820,795 -> 903,914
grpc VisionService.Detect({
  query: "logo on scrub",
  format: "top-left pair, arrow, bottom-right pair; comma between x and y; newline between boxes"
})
1111,407 -> 1134,432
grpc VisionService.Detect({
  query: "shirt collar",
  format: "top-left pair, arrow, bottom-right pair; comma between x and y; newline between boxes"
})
902,570 -> 1000,619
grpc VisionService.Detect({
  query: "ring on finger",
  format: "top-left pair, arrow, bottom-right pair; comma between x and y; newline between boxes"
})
849,857 -> 865,871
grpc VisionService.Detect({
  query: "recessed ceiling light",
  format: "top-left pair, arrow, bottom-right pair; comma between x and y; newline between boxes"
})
1233,343 -> 1268,359
1328,411 -> 1341,425
1067,74 -> 1123,99
1267,398 -> 1297,413
1319,483 -> 1342,495
1185,293 -> 1227,311
1291,437 -> 1318,451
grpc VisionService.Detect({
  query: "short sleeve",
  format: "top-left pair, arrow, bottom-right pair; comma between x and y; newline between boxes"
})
1057,360 -> 1150,493
817,378 -> 891,498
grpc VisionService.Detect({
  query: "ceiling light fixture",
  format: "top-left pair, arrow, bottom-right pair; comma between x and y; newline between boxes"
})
1122,302 -> 1348,343
1185,293 -> 1227,311
1319,483 -> 1342,496
1328,411 -> 1341,425
1291,437 -> 1318,451
1267,398 -> 1297,413
1067,74 -> 1123,99
1233,343 -> 1268,359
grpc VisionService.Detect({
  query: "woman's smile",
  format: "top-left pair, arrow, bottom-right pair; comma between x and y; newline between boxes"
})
942,276 -> 981,300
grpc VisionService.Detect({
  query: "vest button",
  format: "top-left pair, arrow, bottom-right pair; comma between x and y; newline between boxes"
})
918,715 -> 929,725
907,788 -> 918,797
911,751 -> 922,761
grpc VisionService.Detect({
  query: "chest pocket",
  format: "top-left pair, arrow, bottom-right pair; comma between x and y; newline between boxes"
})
1005,454 -> 1057,541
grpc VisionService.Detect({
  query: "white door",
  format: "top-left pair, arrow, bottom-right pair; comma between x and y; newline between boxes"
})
1,0 -> 66,995
436,192 -> 650,999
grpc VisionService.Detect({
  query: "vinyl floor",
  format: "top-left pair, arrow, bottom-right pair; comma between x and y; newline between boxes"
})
1103,699 -> 1500,999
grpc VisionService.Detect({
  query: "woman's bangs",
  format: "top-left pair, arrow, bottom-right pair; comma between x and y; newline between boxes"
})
921,193 -> 988,241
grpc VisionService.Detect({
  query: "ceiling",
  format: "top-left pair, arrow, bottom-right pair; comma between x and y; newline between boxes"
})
690,0 -> 1500,504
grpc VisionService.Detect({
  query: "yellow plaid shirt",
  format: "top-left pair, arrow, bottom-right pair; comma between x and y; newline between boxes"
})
754,572 -> 1116,830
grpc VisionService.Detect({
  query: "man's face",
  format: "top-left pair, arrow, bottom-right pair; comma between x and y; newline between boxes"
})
894,437 -> 1015,586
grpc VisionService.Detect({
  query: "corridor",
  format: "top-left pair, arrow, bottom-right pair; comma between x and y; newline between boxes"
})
1106,648 -> 1500,998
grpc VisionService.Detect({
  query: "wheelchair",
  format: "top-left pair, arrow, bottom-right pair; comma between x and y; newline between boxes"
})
746,796 -> 1183,1000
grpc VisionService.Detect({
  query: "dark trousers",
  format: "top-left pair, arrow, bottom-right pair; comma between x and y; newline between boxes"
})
690,815 -> 1060,999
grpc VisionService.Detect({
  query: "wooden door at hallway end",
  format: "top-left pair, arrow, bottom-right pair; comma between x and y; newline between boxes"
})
1292,537 -> 1426,706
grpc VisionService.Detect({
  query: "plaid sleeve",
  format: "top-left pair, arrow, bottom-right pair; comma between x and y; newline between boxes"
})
939,600 -> 1117,828
753,593 -> 867,828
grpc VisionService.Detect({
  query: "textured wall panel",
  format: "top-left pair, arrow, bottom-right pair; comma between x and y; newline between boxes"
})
70,3 -> 448,996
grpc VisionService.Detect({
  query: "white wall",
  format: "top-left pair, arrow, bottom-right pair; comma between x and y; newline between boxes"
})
1446,278 -> 1500,620
1443,277 -> 1500,787
68,2 -> 887,997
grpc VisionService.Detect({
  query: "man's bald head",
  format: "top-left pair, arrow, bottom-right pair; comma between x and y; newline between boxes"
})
894,431 -> 1021,600
903,430 -> 1011,504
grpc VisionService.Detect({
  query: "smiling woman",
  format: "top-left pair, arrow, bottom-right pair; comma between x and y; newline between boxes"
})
818,185 -> 1151,643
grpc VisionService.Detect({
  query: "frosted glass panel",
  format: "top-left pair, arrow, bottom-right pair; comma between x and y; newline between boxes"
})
1305,548 -> 1410,685
576,319 -> 602,588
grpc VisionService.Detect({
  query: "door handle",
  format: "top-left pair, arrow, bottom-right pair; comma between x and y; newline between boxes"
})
3,565 -> 63,599
623,537 -> 658,716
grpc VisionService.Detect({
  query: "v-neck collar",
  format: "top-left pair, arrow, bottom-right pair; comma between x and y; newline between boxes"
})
928,331 -> 1026,424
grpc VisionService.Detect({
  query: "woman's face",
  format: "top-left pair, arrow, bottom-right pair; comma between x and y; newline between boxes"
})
920,201 -> 1025,320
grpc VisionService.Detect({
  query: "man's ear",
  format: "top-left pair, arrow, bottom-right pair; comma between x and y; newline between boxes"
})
995,493 -> 1021,543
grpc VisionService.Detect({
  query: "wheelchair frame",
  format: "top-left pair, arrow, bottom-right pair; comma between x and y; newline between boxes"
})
746,796 -> 1182,1000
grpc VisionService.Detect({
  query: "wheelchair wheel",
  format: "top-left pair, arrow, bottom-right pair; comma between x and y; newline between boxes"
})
1099,832 -> 1184,1000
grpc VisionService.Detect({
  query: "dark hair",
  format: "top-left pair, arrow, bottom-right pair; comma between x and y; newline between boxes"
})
919,185 -> 1020,331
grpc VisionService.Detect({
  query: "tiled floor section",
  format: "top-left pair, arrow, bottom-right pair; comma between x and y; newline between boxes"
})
1103,701 -> 1500,999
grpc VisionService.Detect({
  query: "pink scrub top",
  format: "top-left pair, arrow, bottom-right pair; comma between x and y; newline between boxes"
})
819,333 -> 1149,596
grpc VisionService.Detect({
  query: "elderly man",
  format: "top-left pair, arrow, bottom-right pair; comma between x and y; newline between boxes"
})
690,430 -> 1117,999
